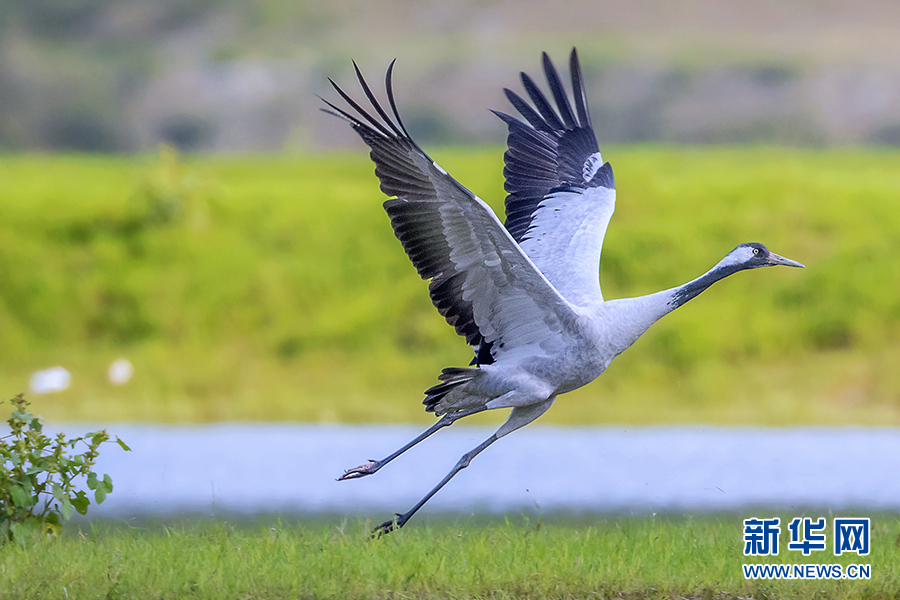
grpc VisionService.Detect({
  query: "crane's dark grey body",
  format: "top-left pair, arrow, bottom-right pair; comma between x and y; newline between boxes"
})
322,49 -> 803,535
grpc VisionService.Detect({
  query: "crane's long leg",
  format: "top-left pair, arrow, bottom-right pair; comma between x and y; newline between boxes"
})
338,406 -> 487,481
372,433 -> 499,536
372,396 -> 556,536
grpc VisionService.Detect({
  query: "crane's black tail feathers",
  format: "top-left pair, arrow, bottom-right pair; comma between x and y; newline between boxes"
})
424,367 -> 478,414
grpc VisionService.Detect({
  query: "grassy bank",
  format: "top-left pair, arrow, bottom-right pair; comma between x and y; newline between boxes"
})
1,147 -> 898,424
2,514 -> 897,599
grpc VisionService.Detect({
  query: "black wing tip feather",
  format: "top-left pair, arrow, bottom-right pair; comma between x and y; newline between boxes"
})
322,58 -> 439,172
568,48 -> 592,130
498,48 -> 594,136
323,62 -> 402,139
519,71 -> 565,131
541,51 -> 578,129
384,58 -> 425,152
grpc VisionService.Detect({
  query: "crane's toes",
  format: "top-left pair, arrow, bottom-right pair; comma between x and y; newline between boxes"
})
337,460 -> 381,481
371,514 -> 403,538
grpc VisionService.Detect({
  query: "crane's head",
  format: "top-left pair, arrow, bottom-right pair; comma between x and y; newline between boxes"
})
719,242 -> 805,270
671,242 -> 803,308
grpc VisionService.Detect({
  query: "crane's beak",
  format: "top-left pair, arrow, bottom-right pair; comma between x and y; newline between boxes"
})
767,252 -> 805,268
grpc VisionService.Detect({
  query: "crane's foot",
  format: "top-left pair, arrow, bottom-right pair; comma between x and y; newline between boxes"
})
337,459 -> 383,481
371,513 -> 409,537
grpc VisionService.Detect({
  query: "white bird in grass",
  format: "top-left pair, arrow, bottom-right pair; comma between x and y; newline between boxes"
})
322,49 -> 804,535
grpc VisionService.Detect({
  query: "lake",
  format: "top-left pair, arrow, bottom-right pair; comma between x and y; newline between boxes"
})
70,424 -> 899,517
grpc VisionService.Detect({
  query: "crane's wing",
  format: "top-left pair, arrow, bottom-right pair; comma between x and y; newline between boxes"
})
322,61 -> 580,367
494,49 -> 616,305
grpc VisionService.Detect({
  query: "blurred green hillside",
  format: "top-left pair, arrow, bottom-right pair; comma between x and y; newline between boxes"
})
1,147 -> 897,425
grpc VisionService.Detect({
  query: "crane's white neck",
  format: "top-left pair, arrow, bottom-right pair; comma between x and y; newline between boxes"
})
598,257 -> 750,360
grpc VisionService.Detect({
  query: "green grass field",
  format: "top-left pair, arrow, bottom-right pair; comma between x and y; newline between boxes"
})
1,146 -> 898,425
2,514 -> 897,599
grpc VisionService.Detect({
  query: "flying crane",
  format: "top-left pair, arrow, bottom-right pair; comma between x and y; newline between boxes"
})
322,49 -> 804,535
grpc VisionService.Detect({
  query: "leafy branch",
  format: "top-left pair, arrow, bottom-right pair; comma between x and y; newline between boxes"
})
0,394 -> 130,542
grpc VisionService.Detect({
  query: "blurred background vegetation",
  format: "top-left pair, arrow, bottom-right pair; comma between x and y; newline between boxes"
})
1,147 -> 897,425
2,0 -> 900,152
0,1 -> 898,425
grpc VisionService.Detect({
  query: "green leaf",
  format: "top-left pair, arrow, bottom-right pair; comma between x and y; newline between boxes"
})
52,483 -> 65,501
94,487 -> 107,504
103,474 -> 113,493
60,497 -> 74,521
10,485 -> 33,509
72,491 -> 90,515
115,437 -> 132,452
26,462 -> 49,476
87,472 -> 98,490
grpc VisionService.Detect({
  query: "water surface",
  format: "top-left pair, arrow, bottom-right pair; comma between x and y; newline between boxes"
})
79,424 -> 899,517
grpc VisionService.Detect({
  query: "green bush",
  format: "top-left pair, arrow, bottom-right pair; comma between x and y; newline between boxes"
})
0,394 -> 130,542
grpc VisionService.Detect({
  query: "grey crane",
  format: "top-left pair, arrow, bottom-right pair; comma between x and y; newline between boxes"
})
322,49 -> 804,535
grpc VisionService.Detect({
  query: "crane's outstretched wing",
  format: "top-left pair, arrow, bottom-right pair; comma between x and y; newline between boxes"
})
322,61 -> 579,367
494,49 -> 616,306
